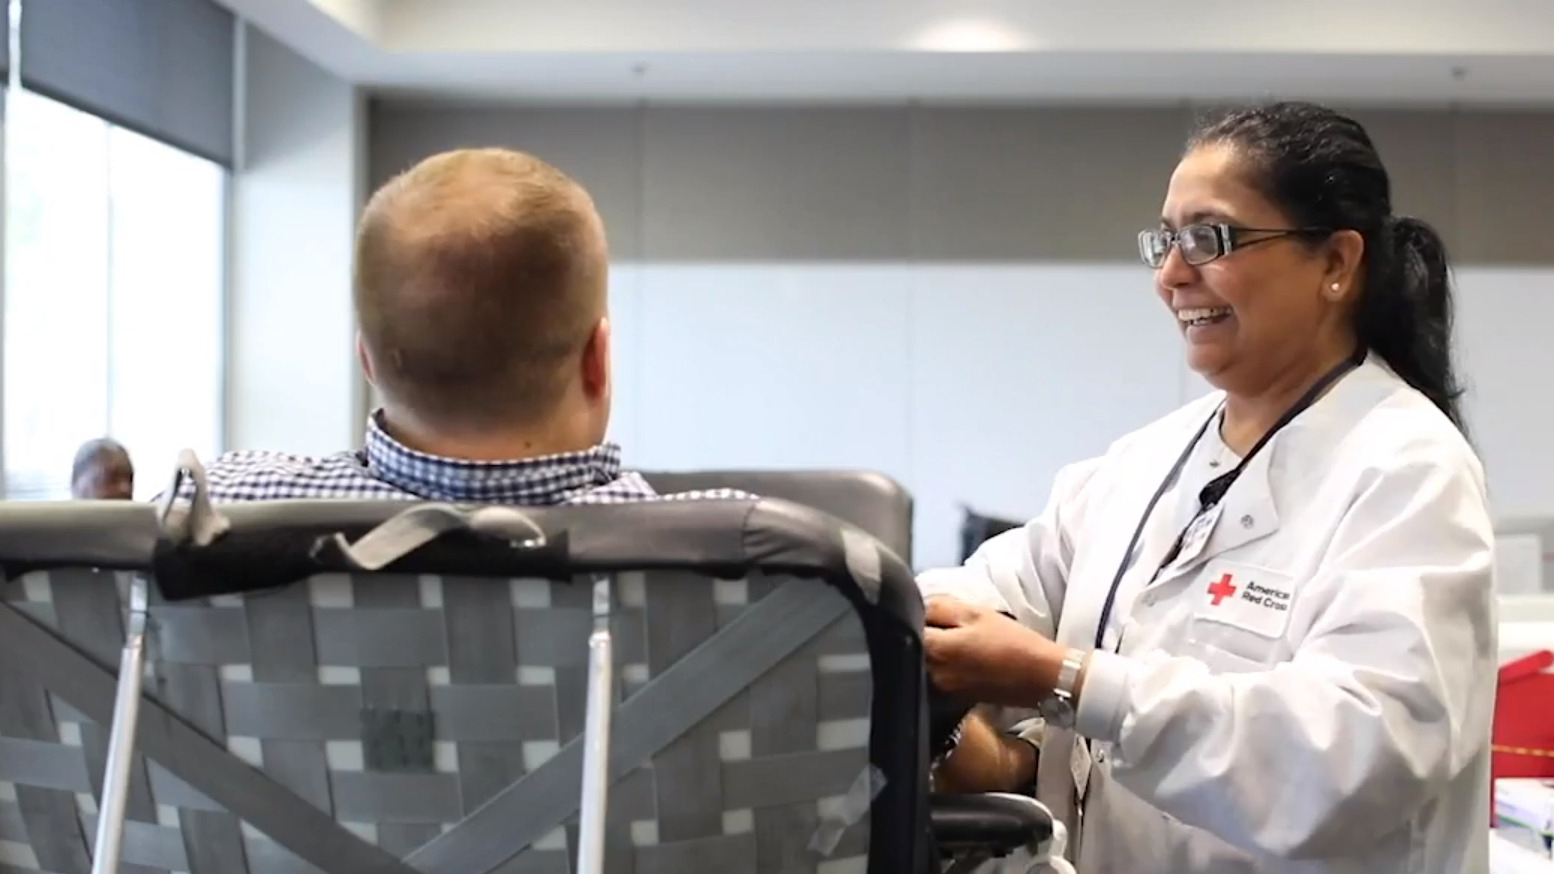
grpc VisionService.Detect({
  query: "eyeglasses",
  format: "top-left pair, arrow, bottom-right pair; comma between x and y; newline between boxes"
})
1137,223 -> 1329,268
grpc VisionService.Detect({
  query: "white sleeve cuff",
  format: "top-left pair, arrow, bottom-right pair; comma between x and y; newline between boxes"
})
916,567 -> 1005,609
1074,649 -> 1132,743
1010,716 -> 1046,747
915,568 -> 963,602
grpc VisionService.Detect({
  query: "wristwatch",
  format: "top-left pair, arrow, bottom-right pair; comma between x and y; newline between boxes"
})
1035,647 -> 1087,729
932,717 -> 966,769
928,716 -> 967,793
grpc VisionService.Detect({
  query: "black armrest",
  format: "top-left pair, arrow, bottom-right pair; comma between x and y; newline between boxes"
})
931,792 -> 1054,855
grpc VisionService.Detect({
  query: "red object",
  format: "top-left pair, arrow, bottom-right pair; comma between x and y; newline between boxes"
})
1207,573 -> 1237,606
1492,650 -> 1554,821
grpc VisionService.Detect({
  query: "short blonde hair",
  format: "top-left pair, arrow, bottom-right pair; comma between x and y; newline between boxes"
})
354,148 -> 608,428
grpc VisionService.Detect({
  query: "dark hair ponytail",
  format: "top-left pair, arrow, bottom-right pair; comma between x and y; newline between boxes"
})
1190,101 -> 1468,433
1358,215 -> 1466,431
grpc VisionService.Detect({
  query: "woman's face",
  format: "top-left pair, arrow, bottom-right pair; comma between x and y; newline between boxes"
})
1155,143 -> 1355,392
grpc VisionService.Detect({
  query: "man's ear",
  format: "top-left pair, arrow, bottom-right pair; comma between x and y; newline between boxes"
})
581,317 -> 611,400
356,332 -> 377,386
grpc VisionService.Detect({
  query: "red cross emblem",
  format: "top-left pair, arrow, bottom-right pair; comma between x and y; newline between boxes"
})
1207,573 -> 1238,606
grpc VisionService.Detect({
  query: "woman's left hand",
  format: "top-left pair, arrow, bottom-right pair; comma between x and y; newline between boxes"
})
924,597 -> 1059,709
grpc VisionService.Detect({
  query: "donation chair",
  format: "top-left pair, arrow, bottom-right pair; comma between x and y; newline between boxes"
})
647,470 -> 1069,873
957,506 -> 1022,565
0,462 -> 932,874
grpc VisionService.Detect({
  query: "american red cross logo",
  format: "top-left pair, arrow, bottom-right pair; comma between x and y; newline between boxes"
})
1207,572 -> 1238,606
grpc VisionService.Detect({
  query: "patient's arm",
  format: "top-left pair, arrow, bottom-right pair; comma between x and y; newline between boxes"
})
931,708 -> 1038,794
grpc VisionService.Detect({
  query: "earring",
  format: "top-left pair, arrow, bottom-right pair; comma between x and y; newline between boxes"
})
1327,282 -> 1342,299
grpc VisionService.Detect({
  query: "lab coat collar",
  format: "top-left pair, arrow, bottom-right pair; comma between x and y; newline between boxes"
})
1152,355 -> 1399,583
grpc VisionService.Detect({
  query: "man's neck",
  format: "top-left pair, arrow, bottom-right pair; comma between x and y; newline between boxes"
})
378,409 -> 598,462
1220,344 -> 1356,455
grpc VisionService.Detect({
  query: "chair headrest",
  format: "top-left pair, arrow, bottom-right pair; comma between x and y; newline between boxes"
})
958,507 -> 1022,563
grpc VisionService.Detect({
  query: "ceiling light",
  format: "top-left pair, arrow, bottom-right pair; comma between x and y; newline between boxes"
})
909,18 -> 1032,52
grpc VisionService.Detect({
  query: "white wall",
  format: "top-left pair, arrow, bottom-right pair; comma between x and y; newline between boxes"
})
608,264 -> 1186,569
227,23 -> 363,455
1455,268 -> 1554,519
602,262 -> 1554,569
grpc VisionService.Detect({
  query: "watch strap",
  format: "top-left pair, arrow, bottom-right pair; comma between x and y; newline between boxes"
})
932,716 -> 966,768
1053,648 -> 1086,705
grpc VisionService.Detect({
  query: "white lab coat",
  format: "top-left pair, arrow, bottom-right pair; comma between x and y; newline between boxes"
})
919,357 -> 1497,874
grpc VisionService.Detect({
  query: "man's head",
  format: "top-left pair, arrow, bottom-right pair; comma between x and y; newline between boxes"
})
355,148 -> 612,456
71,438 -> 133,500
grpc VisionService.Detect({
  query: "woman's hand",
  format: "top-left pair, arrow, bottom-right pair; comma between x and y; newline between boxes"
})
924,597 -> 1062,709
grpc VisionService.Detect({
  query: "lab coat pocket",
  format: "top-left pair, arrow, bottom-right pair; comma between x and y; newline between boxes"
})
1188,640 -> 1268,674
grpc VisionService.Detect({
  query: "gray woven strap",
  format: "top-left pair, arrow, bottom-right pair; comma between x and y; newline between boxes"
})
406,577 -> 853,874
0,600 -> 421,874
840,527 -> 883,603
328,504 -> 548,571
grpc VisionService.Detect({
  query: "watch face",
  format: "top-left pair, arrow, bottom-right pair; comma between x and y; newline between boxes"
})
1038,696 -> 1076,729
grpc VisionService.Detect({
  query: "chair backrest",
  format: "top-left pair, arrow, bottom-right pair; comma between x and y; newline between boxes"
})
643,470 -> 913,559
0,497 -> 929,874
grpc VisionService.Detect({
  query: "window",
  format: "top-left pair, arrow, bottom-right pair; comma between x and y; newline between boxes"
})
4,89 -> 225,499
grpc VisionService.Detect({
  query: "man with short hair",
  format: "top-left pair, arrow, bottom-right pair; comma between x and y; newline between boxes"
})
71,438 -> 135,500
195,148 -> 711,505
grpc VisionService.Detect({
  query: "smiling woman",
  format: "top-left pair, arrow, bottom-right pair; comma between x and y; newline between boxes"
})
1171,105 -> 1465,440
916,101 -> 1496,874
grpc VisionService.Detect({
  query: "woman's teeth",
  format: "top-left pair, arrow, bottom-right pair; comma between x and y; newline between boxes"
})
1178,307 -> 1232,327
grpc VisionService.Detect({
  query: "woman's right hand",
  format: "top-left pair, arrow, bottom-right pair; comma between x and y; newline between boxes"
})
925,597 -> 1062,709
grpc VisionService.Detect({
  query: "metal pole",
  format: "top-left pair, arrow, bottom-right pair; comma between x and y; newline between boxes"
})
574,573 -> 615,874
90,575 -> 150,874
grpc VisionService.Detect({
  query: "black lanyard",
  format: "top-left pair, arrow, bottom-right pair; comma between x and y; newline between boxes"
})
1090,347 -> 1366,651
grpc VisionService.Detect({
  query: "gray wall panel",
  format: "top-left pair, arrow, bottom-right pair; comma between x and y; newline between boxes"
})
370,102 -> 1553,265
1348,110 -> 1461,247
910,107 -> 1191,261
370,106 -> 646,260
1453,111 -> 1554,264
640,107 -> 913,260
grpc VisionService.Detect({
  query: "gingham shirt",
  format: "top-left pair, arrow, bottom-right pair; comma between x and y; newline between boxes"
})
192,412 -> 741,505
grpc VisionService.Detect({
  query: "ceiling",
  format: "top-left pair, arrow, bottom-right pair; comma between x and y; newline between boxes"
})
212,0 -> 1554,106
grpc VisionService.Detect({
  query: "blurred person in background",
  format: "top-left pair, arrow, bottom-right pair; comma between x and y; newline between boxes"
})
71,438 -> 134,499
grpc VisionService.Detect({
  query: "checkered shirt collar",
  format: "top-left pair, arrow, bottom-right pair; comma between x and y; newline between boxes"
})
362,411 -> 640,504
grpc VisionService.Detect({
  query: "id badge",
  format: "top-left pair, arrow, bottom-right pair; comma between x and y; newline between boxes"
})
1171,503 -> 1224,570
1071,736 -> 1093,801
